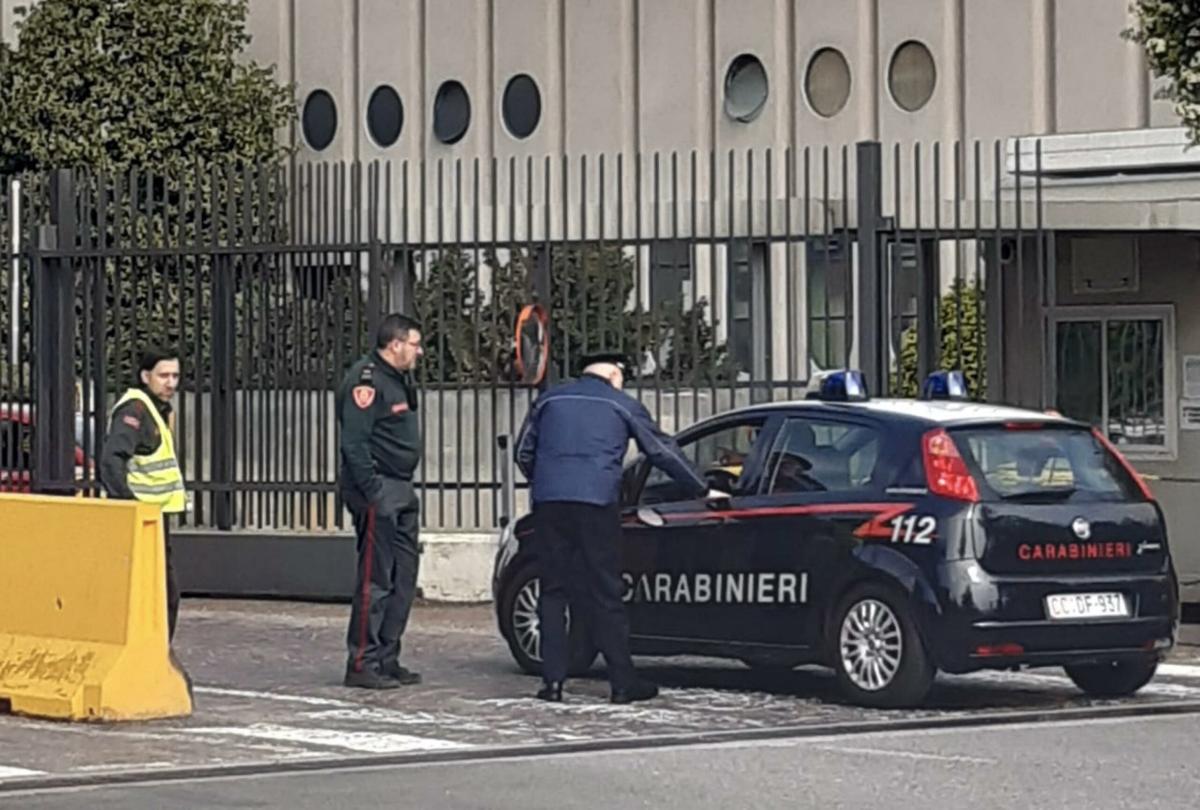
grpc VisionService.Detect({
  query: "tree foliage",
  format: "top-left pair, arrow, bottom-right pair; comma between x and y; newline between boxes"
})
0,0 -> 295,175
0,0 -> 298,391
411,245 -> 732,386
891,280 -> 986,398
1126,1 -> 1200,144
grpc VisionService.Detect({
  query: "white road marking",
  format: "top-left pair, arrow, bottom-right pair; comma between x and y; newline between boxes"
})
812,744 -> 995,765
11,712 -> 1195,799
1157,662 -> 1200,680
183,724 -> 470,754
966,669 -> 1200,699
0,766 -> 44,779
193,686 -> 358,708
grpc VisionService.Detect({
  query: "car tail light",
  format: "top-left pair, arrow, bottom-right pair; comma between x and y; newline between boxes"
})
974,643 -> 1024,658
1091,427 -> 1155,502
922,428 -> 979,502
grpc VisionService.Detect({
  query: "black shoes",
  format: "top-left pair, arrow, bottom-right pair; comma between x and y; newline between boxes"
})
536,681 -> 564,702
611,679 -> 659,704
382,661 -> 423,685
343,668 -> 403,690
344,661 -> 421,689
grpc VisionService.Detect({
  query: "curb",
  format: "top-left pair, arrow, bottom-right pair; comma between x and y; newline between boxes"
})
4,698 -> 1200,795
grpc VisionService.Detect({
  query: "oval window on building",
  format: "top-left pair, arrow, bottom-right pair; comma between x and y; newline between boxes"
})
502,74 -> 542,139
367,84 -> 404,148
433,80 -> 471,145
302,89 -> 337,151
805,48 -> 852,118
888,40 -> 937,113
723,54 -> 769,123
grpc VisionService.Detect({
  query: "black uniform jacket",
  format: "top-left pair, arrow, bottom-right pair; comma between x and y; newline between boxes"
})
337,351 -> 422,503
99,388 -> 172,501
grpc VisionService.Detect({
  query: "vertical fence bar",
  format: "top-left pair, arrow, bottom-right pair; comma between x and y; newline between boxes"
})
1014,139 -> 1026,407
689,150 -> 700,422
973,141 -> 984,399
33,169 -> 78,494
854,142 -> 884,396
1036,139 -> 1046,410
472,157 -> 482,527
455,157 -> 465,528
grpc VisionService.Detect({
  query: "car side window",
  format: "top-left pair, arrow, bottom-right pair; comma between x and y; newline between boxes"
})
638,418 -> 767,505
763,417 -> 882,495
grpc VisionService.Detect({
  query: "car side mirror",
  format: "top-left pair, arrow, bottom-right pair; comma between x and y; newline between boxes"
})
636,506 -> 665,527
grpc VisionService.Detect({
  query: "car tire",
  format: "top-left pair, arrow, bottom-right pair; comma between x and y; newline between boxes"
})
1064,657 -> 1158,698
498,563 -> 598,678
830,582 -> 935,708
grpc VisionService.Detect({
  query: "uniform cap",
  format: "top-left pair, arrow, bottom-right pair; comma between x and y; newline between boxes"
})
578,350 -> 631,374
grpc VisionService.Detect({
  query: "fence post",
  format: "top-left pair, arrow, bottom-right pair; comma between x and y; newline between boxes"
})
211,255 -> 236,529
854,142 -> 886,397
496,434 -> 513,529
32,169 -> 78,495
532,247 -> 553,392
367,238 -> 384,340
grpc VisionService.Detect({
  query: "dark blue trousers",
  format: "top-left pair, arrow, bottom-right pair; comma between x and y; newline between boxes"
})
535,501 -> 636,690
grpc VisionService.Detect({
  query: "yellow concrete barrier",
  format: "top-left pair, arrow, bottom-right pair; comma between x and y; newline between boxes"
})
0,494 -> 192,721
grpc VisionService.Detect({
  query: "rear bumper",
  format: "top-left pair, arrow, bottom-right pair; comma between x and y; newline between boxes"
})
929,562 -> 1179,674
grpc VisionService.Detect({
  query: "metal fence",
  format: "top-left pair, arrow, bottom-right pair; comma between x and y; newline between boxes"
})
0,139 -> 1047,532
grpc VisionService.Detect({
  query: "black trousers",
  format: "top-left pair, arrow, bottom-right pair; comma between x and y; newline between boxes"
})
164,521 -> 179,641
344,478 -> 421,674
535,501 -> 636,690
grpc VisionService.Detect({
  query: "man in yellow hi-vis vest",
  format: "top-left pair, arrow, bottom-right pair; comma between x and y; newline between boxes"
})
99,347 -> 188,640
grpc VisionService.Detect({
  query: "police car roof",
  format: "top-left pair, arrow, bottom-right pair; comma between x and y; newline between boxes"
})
712,398 -> 1074,428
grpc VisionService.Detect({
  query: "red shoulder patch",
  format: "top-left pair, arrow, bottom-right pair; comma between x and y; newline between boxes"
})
352,385 -> 376,409
122,414 -> 141,430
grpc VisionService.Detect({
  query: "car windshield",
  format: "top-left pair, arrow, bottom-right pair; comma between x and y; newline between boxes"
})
954,426 -> 1141,502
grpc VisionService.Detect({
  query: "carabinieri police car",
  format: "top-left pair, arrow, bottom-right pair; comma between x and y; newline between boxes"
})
492,370 -> 1180,708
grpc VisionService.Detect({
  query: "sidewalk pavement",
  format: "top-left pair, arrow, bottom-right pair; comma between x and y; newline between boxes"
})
1,600 -> 1200,788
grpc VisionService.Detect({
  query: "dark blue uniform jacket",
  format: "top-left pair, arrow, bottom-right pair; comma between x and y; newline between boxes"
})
515,374 -> 707,507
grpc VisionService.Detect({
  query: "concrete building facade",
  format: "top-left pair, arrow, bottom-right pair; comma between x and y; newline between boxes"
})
4,0 -> 1199,603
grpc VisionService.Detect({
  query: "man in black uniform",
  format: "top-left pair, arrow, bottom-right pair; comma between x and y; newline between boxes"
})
99,347 -> 188,641
338,314 -> 425,689
515,351 -> 721,704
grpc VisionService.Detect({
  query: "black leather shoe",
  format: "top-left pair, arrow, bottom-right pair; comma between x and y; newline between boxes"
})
611,679 -> 658,704
536,681 -> 564,702
343,668 -> 403,690
381,661 -> 422,685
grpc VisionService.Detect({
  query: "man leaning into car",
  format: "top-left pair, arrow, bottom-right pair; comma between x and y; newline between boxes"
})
515,350 -> 723,704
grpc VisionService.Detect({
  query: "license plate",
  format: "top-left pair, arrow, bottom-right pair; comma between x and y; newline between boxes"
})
1045,592 -> 1129,620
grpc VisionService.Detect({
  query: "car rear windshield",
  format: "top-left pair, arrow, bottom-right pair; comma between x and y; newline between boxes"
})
952,425 -> 1142,502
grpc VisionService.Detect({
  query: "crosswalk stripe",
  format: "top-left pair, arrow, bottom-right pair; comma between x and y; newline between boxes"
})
182,724 -> 469,754
1157,662 -> 1200,679
0,766 -> 45,779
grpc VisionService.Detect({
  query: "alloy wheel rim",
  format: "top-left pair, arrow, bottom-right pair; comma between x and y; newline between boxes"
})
512,577 -> 542,662
839,598 -> 903,692
512,577 -> 573,663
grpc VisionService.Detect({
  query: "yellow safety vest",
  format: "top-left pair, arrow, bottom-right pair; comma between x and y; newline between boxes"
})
113,388 -> 188,514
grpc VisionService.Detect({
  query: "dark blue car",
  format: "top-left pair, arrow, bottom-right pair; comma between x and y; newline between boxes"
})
492,371 -> 1180,708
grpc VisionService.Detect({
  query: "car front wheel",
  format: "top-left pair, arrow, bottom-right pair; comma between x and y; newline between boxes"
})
498,563 -> 597,678
831,582 -> 935,708
1064,658 -> 1158,698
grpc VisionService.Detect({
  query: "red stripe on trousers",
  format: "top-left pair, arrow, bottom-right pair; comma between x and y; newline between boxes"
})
353,504 -> 377,672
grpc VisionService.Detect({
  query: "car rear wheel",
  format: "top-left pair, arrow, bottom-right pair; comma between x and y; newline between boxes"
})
1064,658 -> 1158,698
832,582 -> 934,708
498,563 -> 597,678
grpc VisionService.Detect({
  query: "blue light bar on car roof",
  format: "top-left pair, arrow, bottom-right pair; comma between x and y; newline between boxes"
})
808,369 -> 869,402
921,370 -> 968,401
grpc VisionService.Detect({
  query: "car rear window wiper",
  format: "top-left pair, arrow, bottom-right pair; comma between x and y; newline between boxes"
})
998,487 -> 1077,502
